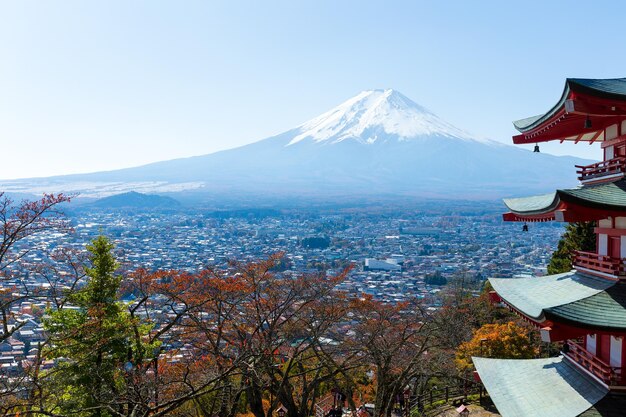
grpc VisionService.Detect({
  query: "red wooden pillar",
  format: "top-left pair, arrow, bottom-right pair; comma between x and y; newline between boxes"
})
598,334 -> 612,365
610,236 -> 621,259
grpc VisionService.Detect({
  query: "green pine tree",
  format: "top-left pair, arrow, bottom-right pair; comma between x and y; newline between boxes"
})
547,221 -> 596,274
43,236 -> 151,416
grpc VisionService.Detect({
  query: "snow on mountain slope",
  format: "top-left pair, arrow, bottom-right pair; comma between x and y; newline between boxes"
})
0,89 -> 593,200
287,89 -> 492,146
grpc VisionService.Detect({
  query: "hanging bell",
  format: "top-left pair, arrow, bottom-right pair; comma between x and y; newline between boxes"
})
522,223 -> 529,232
584,115 -> 592,129
533,144 -> 540,153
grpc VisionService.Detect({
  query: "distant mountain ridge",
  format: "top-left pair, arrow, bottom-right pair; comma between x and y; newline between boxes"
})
0,89 -> 593,200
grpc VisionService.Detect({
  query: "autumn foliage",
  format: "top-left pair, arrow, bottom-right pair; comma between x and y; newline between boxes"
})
0,192 -> 545,417
349,296 -> 432,417
455,321 -> 538,370
0,193 -> 71,340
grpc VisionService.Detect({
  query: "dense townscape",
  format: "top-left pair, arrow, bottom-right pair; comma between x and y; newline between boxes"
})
0,200 -> 563,380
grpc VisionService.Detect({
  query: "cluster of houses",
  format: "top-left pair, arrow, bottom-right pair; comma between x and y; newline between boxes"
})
0,204 -> 563,377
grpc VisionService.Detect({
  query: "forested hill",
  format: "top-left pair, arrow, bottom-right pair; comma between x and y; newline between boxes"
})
90,191 -> 180,209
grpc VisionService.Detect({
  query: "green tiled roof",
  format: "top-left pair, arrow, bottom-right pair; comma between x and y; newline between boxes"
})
560,180 -> 626,210
513,79 -> 571,132
547,283 -> 626,330
514,78 -> 626,133
489,272 -> 615,320
473,356 -> 608,417
569,78 -> 626,99
513,114 -> 544,131
503,180 -> 626,216
503,192 -> 559,215
578,393 -> 626,417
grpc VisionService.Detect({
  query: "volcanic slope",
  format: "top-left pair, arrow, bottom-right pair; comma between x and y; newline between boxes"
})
1,89 -> 589,199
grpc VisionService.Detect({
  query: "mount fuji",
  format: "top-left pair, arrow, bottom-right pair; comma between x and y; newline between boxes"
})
1,89 -> 591,200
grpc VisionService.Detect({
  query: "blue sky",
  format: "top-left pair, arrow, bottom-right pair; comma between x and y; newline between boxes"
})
2,1 -> 625,179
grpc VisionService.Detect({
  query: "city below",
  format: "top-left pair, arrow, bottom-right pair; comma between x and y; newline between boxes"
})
0,199 -> 563,375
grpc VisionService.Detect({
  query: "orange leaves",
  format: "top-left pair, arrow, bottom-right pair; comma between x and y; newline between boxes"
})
43,252 -> 352,415
455,321 -> 539,371
126,267 -> 253,310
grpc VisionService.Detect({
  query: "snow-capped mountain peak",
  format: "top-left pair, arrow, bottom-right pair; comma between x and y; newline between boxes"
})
1,87 -> 588,199
287,89 -> 481,146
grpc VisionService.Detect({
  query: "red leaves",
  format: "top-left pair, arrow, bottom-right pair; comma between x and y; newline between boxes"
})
3,193 -> 71,235
0,192 -> 73,343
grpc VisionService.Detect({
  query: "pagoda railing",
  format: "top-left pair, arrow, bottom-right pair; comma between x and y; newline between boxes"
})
576,157 -> 626,183
564,340 -> 623,386
572,250 -> 626,277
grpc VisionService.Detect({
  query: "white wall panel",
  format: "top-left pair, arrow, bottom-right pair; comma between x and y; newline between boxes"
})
599,234 -> 608,256
587,334 -> 597,355
610,336 -> 622,367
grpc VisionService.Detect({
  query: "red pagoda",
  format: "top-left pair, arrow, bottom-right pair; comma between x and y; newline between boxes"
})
473,78 -> 626,417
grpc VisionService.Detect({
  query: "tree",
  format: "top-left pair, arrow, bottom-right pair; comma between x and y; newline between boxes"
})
43,236 -> 145,416
301,237 -> 330,249
547,221 -> 596,274
435,281 -> 516,351
424,271 -> 447,286
410,280 -> 522,395
349,297 -> 433,417
42,243 -> 245,417
221,255 -> 353,417
100,253 -> 350,417
455,321 -> 538,371
0,192 -> 71,342
121,266 -> 248,417
25,246 -> 352,417
0,193 -> 75,415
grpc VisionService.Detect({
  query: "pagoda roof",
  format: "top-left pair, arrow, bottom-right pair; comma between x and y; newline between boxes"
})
504,192 -> 559,216
514,79 -> 626,132
546,283 -> 626,330
512,78 -> 626,144
564,180 -> 626,209
473,356 -> 608,417
490,272 -> 614,322
503,179 -> 626,222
